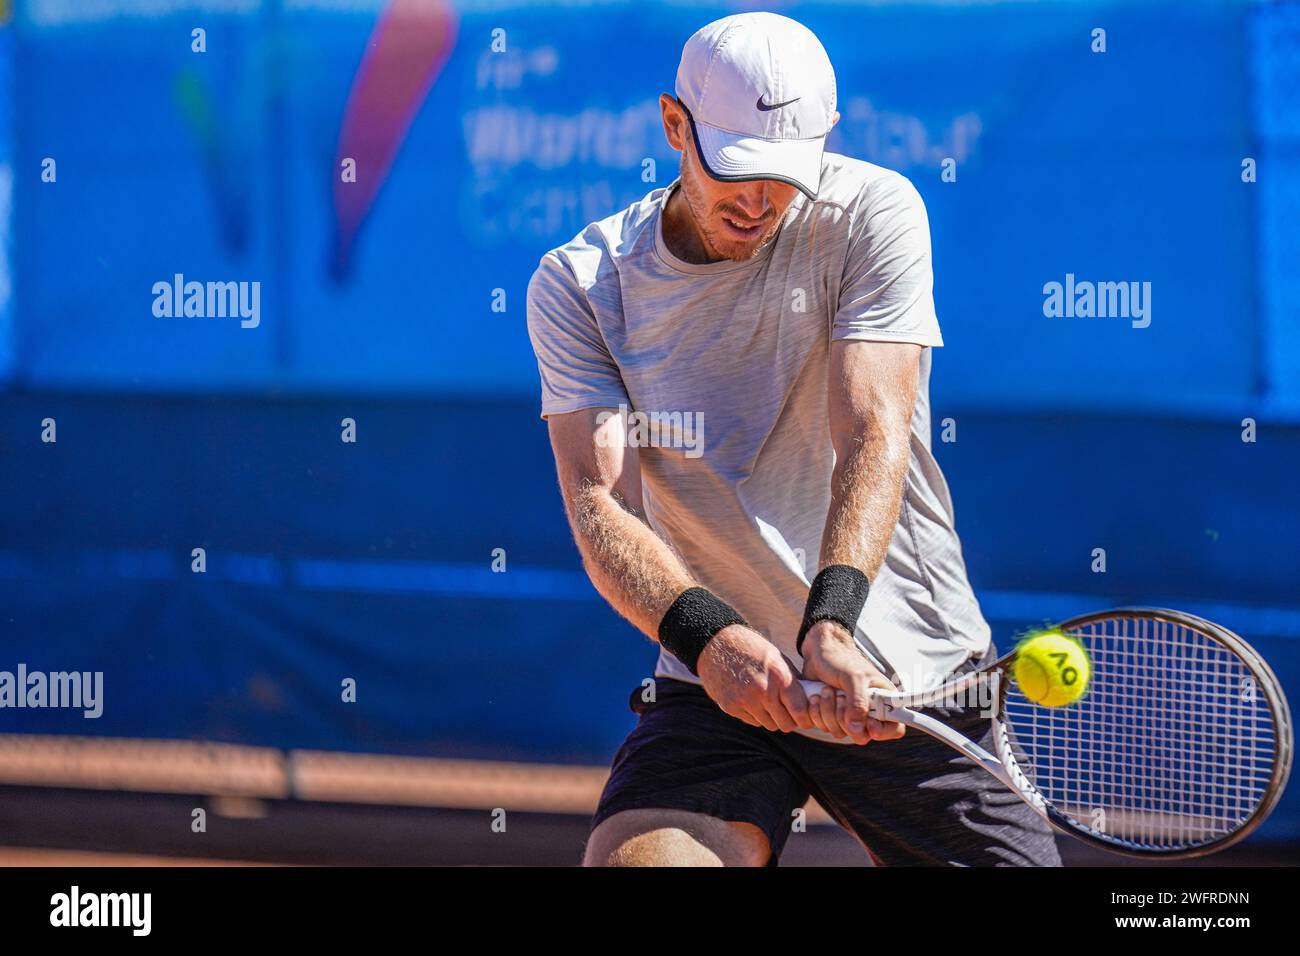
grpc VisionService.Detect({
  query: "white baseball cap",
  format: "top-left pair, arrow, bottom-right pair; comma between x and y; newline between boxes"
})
674,12 -> 837,200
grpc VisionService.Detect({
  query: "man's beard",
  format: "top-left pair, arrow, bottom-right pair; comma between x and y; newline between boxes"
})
704,213 -> 782,261
681,175 -> 782,262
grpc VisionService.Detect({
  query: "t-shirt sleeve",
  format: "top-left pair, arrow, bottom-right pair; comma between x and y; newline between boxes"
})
833,173 -> 944,347
526,250 -> 630,419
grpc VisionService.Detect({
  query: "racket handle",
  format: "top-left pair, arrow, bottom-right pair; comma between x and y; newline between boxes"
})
798,680 -> 897,721
799,680 -> 828,697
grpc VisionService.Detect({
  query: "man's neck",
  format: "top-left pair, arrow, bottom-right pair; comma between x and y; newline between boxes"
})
661,184 -> 719,265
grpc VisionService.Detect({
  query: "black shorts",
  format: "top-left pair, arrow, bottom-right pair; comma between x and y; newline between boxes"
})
591,648 -> 1062,866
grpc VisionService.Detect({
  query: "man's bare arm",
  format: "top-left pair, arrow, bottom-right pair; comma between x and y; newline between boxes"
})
547,406 -> 690,636
821,340 -> 921,574
547,407 -> 814,733
800,340 -> 921,743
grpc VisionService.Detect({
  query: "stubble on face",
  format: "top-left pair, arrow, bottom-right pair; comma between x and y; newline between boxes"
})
668,126 -> 798,264
679,168 -> 785,261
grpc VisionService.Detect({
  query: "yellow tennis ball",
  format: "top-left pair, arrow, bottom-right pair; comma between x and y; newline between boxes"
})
1013,629 -> 1091,707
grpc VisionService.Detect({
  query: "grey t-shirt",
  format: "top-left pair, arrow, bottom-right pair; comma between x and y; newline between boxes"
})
526,152 -> 991,693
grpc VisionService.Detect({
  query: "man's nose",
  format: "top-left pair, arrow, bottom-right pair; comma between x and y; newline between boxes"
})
731,184 -> 771,221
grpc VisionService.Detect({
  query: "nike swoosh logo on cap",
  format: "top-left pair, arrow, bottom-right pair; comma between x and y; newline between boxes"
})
756,95 -> 801,111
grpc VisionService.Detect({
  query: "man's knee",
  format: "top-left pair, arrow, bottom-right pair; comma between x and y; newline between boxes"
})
583,809 -> 771,867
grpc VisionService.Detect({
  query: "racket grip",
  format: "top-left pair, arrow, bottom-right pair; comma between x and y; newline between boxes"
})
799,680 -> 895,721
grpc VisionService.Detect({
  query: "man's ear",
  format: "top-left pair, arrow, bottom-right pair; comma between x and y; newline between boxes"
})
660,93 -> 687,151
830,110 -> 841,129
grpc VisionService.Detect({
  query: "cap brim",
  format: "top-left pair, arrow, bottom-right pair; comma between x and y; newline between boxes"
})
690,118 -> 825,200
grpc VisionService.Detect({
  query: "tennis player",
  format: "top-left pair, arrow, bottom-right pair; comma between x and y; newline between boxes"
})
526,12 -> 1061,867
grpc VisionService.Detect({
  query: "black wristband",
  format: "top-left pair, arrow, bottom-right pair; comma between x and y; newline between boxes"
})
796,565 -> 871,657
658,587 -> 748,676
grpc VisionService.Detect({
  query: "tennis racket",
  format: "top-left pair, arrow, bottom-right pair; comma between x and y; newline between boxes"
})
799,607 -> 1293,858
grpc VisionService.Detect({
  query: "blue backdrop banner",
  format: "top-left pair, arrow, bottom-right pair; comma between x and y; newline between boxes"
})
8,0 -> 1283,417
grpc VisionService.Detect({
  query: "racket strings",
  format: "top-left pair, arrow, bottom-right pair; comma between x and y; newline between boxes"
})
1002,615 -> 1280,851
